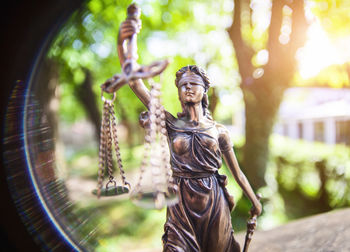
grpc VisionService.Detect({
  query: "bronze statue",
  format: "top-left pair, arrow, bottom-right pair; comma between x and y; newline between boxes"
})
102,4 -> 262,252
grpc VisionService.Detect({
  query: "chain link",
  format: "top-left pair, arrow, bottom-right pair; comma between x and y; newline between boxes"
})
109,103 -> 131,189
96,94 -> 129,198
96,101 -> 108,198
149,81 -> 162,194
105,102 -> 115,181
133,127 -> 151,196
132,78 -> 173,205
132,79 -> 157,195
158,101 -> 173,187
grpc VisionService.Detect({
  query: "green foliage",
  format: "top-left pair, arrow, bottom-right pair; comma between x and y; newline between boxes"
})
226,135 -> 350,230
294,63 -> 350,88
265,135 -> 350,220
311,0 -> 350,38
48,0 -> 242,125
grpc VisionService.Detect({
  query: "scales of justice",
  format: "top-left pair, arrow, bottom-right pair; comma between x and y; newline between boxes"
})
92,4 -> 174,210
92,3 -> 262,251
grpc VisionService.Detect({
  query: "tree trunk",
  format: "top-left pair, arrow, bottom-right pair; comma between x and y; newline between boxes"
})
75,68 -> 101,141
118,101 -> 134,147
209,87 -> 219,118
241,77 -> 286,188
228,0 -> 307,189
243,99 -> 274,188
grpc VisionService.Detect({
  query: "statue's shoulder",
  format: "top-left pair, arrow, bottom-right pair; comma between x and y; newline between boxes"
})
215,123 -> 233,151
165,110 -> 177,122
215,123 -> 230,136
164,111 -> 181,129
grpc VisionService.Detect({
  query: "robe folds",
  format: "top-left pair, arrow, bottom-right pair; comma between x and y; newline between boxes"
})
162,112 -> 240,252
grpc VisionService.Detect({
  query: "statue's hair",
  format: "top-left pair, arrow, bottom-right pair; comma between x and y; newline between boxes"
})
175,65 -> 213,120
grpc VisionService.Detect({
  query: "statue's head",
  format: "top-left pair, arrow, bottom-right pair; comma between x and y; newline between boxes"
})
175,65 -> 210,92
175,65 -> 212,119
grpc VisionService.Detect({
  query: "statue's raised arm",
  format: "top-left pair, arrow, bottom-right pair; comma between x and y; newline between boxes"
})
101,4 -> 169,109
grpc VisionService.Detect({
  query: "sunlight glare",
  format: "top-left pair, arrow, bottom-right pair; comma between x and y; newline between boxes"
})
297,22 -> 347,80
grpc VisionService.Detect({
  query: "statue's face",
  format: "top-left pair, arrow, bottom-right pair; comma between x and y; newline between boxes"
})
178,72 -> 205,104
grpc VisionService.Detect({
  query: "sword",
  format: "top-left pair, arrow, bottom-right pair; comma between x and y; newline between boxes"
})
243,194 -> 261,252
101,3 -> 169,93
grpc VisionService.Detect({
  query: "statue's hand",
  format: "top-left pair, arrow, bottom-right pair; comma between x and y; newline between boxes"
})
250,200 -> 262,217
118,19 -> 141,43
139,111 -> 150,129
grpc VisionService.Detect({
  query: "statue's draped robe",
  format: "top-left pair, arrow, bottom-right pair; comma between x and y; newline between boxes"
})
162,113 -> 240,252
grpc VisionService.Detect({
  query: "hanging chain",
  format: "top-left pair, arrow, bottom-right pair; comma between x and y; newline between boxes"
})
104,101 -> 116,189
157,72 -> 171,182
157,98 -> 174,188
109,103 -> 131,189
97,100 -> 108,198
149,81 -> 163,194
133,126 -> 151,196
96,92 -> 130,198
154,83 -> 175,192
132,79 -> 158,196
132,78 -> 173,205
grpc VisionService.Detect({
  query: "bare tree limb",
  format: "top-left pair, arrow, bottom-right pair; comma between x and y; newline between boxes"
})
227,0 -> 255,86
288,0 -> 308,55
76,68 -> 101,141
266,0 -> 284,70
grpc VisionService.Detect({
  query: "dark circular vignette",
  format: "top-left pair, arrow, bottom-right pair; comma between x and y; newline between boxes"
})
1,0 -> 86,251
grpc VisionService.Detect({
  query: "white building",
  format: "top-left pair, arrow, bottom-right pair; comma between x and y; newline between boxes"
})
274,88 -> 350,145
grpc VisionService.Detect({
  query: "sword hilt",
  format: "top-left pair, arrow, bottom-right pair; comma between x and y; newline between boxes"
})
243,193 -> 262,252
125,4 -> 141,61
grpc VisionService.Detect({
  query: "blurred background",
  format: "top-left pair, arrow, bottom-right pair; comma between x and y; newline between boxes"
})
23,0 -> 350,251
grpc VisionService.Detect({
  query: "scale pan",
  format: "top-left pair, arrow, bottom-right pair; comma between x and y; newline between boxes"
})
130,190 -> 178,209
92,186 -> 129,197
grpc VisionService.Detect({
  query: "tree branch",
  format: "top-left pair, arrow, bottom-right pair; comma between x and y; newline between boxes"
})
266,0 -> 284,70
288,0 -> 308,55
76,68 -> 101,141
227,0 -> 254,86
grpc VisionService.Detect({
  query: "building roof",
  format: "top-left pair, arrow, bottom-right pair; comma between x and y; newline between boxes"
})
279,87 -> 350,121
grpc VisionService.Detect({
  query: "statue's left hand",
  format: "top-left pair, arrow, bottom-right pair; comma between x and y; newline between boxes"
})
250,200 -> 262,217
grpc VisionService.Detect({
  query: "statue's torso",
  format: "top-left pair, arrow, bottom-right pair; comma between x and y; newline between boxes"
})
166,113 -> 223,178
